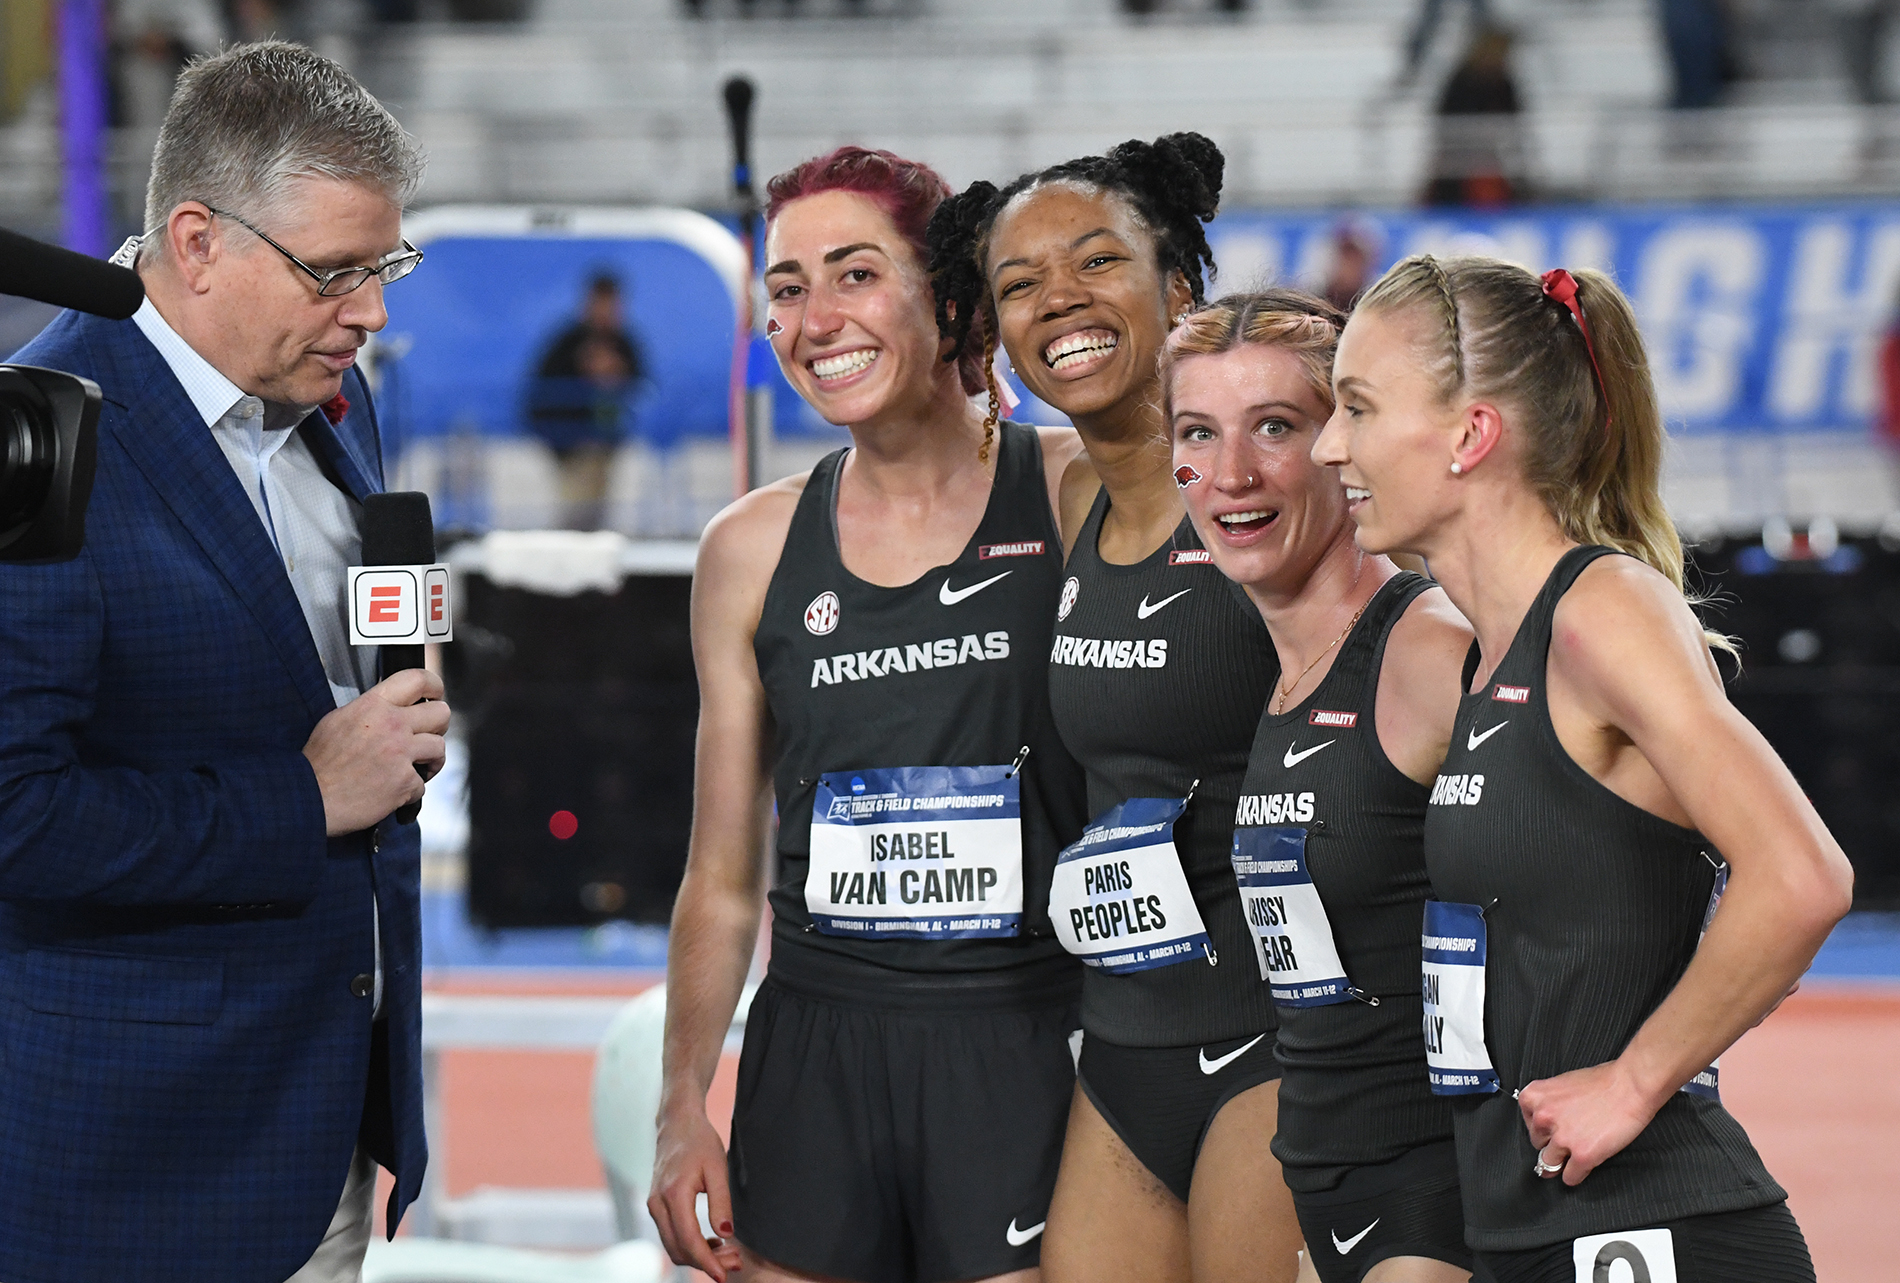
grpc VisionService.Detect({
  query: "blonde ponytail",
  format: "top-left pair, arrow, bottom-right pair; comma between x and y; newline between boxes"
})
1358,255 -> 1731,650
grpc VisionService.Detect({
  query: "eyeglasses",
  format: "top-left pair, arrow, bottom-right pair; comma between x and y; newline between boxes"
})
207,206 -> 424,297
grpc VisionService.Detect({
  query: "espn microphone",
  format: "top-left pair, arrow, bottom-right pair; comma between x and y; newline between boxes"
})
350,491 -> 451,826
0,225 -> 144,319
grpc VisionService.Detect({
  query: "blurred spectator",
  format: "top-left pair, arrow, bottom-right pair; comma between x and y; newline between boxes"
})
1402,0 -> 1491,81
527,272 -> 647,531
1659,0 -> 1732,108
1838,0 -> 1897,104
111,0 -> 222,128
1318,220 -> 1379,313
3,0 -> 54,123
1423,26 -> 1524,206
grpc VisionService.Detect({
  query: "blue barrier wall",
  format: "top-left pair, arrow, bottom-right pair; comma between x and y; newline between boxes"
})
381,203 -> 1900,450
1209,203 -> 1900,438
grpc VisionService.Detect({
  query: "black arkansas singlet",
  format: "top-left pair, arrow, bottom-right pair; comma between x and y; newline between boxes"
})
1425,546 -> 1783,1251
1047,488 -> 1279,1046
754,422 -> 1087,1006
1235,572 -> 1455,1194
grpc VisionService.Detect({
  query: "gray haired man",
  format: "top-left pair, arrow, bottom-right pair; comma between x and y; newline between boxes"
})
0,42 -> 445,1283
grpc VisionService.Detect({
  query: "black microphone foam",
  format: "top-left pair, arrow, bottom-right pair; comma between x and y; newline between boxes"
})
0,226 -> 145,320
360,491 -> 436,569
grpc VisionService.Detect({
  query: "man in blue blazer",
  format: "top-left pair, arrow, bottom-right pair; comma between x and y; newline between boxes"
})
0,43 -> 446,1283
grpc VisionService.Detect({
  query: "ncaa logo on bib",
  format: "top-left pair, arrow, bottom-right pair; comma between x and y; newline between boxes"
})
1570,1228 -> 1675,1283
805,591 -> 841,636
1057,576 -> 1080,621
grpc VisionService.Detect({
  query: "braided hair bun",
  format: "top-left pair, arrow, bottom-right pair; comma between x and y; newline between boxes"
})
926,133 -> 1229,363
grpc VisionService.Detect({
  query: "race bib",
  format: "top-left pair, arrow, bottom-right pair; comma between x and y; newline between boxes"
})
1681,859 -> 1730,1101
1422,900 -> 1499,1095
1230,826 -> 1352,1005
806,764 -> 1023,939
1049,797 -> 1213,974
1571,1228 -> 1676,1283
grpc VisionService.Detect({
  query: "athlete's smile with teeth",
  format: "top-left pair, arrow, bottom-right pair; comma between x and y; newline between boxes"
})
1217,508 -> 1279,534
1043,328 -> 1118,372
810,348 -> 879,382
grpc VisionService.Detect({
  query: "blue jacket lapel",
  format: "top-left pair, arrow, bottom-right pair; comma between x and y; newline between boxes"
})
299,370 -> 382,504
102,321 -> 337,725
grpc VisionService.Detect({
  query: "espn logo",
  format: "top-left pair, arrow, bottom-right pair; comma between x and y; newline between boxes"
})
979,541 -> 1046,559
1309,709 -> 1358,728
1168,549 -> 1211,565
347,564 -> 454,645
1492,684 -> 1530,704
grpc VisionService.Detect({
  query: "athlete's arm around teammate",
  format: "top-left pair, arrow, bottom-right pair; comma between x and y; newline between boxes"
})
1316,255 -> 1851,1280
650,147 -> 1080,1283
931,135 -> 1309,1283
1165,291 -> 1474,1283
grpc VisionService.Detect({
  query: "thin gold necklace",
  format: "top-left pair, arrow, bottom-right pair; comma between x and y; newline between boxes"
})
1272,600 -> 1369,715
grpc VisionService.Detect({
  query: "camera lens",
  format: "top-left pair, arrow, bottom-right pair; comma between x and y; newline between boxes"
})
0,391 -> 58,540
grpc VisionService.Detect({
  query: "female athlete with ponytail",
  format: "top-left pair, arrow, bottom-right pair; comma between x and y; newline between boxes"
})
930,135 -> 1304,1283
1316,255 -> 1852,1282
1164,289 -> 1476,1283
650,146 -> 1088,1283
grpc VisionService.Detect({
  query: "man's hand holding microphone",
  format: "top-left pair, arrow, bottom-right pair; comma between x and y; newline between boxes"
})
303,668 -> 450,836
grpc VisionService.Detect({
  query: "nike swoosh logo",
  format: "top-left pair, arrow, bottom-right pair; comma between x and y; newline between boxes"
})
1005,1218 -> 1046,1246
1332,1219 -> 1379,1254
1197,1033 -> 1267,1075
939,571 -> 1012,606
1136,588 -> 1192,619
1282,739 -> 1336,769
1467,721 -> 1509,751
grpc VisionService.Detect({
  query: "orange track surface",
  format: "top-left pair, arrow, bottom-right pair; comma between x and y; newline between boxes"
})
391,979 -> 1899,1278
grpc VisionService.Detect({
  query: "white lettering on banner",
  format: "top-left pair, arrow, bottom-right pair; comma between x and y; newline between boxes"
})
1407,221 -> 1548,275
1557,221 -> 1615,275
1769,220 -> 1900,421
811,632 -> 1010,688
1635,222 -> 1764,421
1570,1229 -> 1678,1283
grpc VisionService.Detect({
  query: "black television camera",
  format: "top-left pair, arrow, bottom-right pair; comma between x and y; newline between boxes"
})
2,225 -> 144,563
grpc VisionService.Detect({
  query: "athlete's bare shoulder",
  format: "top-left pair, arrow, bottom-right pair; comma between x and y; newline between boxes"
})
1377,582 -> 1475,782
1056,447 -> 1103,557
695,471 -> 809,635
1031,424 -> 1085,531
1552,552 -> 1723,695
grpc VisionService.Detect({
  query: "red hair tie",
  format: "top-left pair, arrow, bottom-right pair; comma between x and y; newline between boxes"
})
1540,269 -> 1610,430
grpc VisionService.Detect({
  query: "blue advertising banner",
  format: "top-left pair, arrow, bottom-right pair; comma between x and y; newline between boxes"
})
1204,203 -> 1900,437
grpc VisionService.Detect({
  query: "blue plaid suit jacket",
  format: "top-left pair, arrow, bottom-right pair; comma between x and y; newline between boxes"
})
0,309 -> 427,1283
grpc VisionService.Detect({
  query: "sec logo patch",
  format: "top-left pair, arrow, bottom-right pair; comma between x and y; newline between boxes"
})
1057,576 -> 1080,622
805,591 -> 841,636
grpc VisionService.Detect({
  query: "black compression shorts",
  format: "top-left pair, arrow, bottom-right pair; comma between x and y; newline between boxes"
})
1290,1139 -> 1470,1283
727,977 -> 1079,1283
1479,1201 -> 1814,1283
1076,1028 -> 1280,1203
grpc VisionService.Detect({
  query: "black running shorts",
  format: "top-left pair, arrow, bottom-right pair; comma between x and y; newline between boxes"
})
727,978 -> 1079,1283
1290,1139 -> 1470,1283
1075,1028 -> 1280,1203
1479,1201 -> 1814,1283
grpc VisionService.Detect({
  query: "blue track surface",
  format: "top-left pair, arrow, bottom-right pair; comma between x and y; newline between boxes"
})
422,893 -> 1900,980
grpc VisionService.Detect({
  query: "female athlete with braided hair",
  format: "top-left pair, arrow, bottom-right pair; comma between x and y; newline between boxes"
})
650,145 -> 1088,1283
929,135 -> 1305,1283
1316,254 -> 1850,1282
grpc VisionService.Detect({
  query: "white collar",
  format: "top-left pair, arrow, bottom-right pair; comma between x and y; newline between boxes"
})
131,295 -> 250,429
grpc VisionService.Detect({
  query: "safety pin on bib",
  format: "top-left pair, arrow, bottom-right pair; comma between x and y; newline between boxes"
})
1007,745 -> 1031,778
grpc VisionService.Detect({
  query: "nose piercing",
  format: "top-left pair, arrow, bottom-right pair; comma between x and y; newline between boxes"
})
1245,474 -> 1258,486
